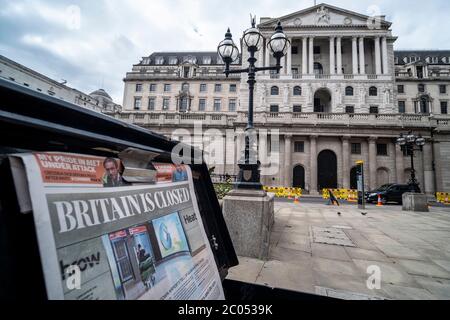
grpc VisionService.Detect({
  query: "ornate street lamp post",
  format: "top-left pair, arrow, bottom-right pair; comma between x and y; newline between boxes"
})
218,18 -> 290,190
396,132 -> 426,193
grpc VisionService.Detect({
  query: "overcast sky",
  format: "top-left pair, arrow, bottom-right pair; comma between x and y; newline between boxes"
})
0,0 -> 449,104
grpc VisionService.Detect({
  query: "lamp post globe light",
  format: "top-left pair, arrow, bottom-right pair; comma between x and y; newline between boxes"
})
218,17 -> 290,190
396,132 -> 426,193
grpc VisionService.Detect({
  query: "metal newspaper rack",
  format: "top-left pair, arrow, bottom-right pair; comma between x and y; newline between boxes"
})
0,79 -> 323,300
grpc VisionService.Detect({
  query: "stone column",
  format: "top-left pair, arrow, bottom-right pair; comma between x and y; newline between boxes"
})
359,37 -> 366,75
369,136 -> 377,190
281,56 -> 286,75
310,135 -> 318,194
309,37 -> 314,75
259,131 -> 268,185
284,134 -> 292,187
342,137 -> 350,189
287,38 -> 292,75
265,42 -> 270,74
389,141 -> 397,183
236,131 -> 244,164
352,37 -> 359,74
423,141 -> 435,195
395,143 -> 405,184
258,39 -> 265,68
382,37 -> 389,75
433,142 -> 443,192
374,37 -> 382,75
329,37 -> 335,75
302,37 -> 308,75
336,37 -> 343,75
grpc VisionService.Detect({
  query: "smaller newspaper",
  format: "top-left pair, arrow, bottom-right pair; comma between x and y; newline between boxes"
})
10,152 -> 225,300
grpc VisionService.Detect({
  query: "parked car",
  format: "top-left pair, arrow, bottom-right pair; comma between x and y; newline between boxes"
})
365,184 -> 420,205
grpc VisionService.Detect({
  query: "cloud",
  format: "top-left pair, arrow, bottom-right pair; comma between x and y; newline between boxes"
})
0,0 -> 449,104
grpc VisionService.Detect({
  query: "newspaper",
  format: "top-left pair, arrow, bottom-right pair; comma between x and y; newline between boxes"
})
10,152 -> 225,300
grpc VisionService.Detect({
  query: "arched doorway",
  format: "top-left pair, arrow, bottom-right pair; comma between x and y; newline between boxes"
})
293,165 -> 305,189
350,166 -> 358,190
314,88 -> 332,113
318,150 -> 338,191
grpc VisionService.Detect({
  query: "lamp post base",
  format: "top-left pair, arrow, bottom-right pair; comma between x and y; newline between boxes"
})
235,162 -> 263,190
222,189 -> 274,259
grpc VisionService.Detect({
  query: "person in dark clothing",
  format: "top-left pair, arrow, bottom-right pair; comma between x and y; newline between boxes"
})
137,244 -> 150,262
327,189 -> 340,206
102,158 -> 128,187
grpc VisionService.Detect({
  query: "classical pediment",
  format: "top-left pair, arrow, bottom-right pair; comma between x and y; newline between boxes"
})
258,3 -> 391,29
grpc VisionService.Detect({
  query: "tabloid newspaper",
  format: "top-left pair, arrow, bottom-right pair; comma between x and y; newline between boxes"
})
10,152 -> 225,300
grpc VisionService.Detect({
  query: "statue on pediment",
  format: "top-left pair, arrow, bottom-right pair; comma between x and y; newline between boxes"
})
316,6 -> 330,24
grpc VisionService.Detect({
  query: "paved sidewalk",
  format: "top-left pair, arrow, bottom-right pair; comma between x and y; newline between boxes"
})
226,202 -> 450,300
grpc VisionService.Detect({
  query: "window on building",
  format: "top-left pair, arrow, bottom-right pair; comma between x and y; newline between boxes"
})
155,56 -> 164,65
162,98 -> 170,110
351,143 -> 361,155
418,84 -> 425,93
229,99 -> 236,112
150,84 -> 157,92
203,56 -> 212,65
292,46 -> 298,55
164,84 -> 171,92
293,105 -> 302,113
441,101 -> 448,114
179,97 -> 189,112
230,84 -> 237,92
148,98 -> 156,111
294,141 -> 305,153
345,106 -> 355,114
345,86 -> 354,96
293,86 -> 302,96
313,46 -> 321,54
183,66 -> 190,78
134,97 -> 142,110
270,105 -> 279,113
136,84 -> 143,92
214,99 -> 221,111
398,101 -> 406,113
377,144 -> 388,156
397,85 -> 404,94
440,85 -> 447,94
199,99 -> 206,111
215,84 -> 222,92
370,106 -> 379,114
169,57 -> 178,65
369,86 -> 378,96
314,62 -> 323,75
271,86 -> 279,95
200,84 -> 207,92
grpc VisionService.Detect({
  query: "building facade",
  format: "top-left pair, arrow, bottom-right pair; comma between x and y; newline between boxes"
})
116,4 -> 450,195
0,55 -> 121,113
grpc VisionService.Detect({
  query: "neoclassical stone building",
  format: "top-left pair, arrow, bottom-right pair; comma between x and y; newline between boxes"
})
115,4 -> 450,195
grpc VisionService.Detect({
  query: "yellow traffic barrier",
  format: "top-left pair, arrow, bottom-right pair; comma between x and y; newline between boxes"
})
263,186 -> 303,199
322,188 -> 358,201
437,192 -> 450,205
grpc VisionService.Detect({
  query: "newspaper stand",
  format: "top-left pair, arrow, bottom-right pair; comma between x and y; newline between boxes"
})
0,79 -> 325,301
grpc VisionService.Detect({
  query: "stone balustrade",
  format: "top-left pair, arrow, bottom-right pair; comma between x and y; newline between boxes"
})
105,111 -> 450,130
